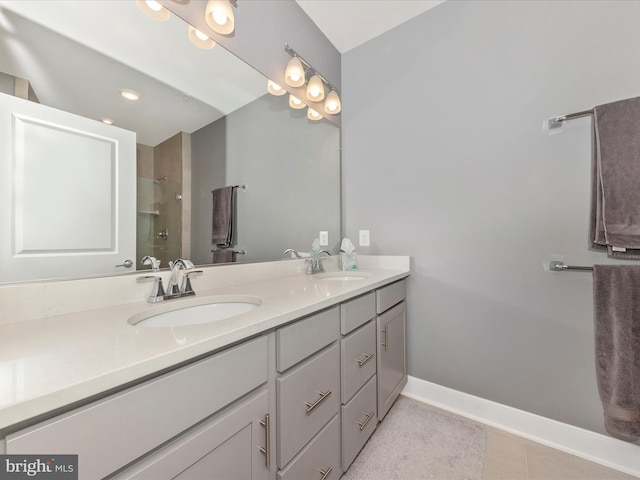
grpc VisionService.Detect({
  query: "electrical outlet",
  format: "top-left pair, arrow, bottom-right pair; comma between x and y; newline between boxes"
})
359,229 -> 370,247
319,231 -> 329,246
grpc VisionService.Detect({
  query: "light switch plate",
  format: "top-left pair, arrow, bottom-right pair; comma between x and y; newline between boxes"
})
359,230 -> 370,247
319,231 -> 329,246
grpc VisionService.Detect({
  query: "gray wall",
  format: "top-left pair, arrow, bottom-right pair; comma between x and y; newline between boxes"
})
342,0 -> 640,436
191,93 -> 340,265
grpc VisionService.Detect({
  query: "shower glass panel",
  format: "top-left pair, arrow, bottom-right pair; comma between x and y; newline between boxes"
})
136,174 -> 182,269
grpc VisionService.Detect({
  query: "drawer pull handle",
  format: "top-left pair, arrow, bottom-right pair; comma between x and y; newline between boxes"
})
318,466 -> 333,480
259,413 -> 270,468
381,325 -> 389,351
305,390 -> 332,414
357,352 -> 375,367
357,411 -> 375,431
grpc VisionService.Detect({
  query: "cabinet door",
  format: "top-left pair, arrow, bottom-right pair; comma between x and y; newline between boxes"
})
117,390 -> 270,480
376,301 -> 407,421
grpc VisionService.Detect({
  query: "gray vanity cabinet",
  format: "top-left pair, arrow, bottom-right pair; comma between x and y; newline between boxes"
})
376,279 -> 408,421
275,306 -> 341,479
114,389 -> 270,480
339,293 -> 378,471
5,335 -> 272,479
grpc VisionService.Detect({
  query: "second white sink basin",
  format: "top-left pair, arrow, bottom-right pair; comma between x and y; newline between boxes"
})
316,272 -> 370,281
129,296 -> 262,328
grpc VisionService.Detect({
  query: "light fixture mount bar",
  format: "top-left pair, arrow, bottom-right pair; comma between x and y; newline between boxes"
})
284,43 -> 339,94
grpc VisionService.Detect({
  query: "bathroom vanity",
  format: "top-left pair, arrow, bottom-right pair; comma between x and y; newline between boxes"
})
0,256 -> 408,479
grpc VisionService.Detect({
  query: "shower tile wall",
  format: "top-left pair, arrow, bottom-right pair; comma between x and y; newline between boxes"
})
136,132 -> 190,269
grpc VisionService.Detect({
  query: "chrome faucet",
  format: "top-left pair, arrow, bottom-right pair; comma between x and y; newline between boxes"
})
139,258 -> 202,303
166,259 -> 195,296
306,250 -> 332,274
284,248 -> 302,259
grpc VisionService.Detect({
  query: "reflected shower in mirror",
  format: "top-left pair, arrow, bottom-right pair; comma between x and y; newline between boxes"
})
0,0 -> 340,284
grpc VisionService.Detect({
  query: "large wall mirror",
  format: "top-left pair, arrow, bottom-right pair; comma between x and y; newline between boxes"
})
0,0 -> 341,284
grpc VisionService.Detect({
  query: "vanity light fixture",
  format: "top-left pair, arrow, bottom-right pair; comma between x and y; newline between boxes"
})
188,25 -> 216,49
307,107 -> 322,121
284,57 -> 305,87
136,0 -> 170,21
267,79 -> 286,96
205,0 -> 236,35
120,90 -> 140,101
306,74 -> 324,102
324,89 -> 341,114
283,43 -> 340,115
289,94 -> 305,109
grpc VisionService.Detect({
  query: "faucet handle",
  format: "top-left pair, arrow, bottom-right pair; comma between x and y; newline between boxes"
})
138,275 -> 166,303
181,270 -> 203,295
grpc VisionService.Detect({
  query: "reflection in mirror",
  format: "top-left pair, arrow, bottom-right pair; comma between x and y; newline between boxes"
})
0,0 -> 340,284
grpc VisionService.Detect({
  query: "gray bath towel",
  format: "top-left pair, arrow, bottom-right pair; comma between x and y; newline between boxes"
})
593,265 -> 640,441
590,96 -> 640,258
212,249 -> 235,264
212,186 -> 234,247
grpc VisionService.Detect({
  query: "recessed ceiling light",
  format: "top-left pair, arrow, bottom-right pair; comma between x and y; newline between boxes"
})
120,90 -> 140,101
101,118 -> 113,125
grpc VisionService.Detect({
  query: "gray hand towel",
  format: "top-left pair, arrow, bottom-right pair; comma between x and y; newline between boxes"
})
212,186 -> 234,247
590,97 -> 640,258
212,248 -> 235,264
593,265 -> 640,441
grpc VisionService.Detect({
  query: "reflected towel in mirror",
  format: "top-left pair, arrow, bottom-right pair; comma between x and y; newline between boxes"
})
212,186 -> 234,247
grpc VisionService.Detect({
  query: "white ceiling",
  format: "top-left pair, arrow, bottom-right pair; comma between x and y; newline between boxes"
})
0,0 -> 266,146
296,0 -> 445,53
0,0 -> 444,146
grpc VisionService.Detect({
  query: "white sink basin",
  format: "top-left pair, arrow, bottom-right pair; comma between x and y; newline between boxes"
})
316,272 -> 370,281
129,296 -> 261,328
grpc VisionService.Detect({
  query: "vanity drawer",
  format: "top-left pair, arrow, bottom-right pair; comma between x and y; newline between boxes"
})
376,279 -> 407,314
277,414 -> 341,480
277,343 -> 340,468
340,292 -> 376,335
341,375 -> 377,472
277,306 -> 339,372
6,336 -> 268,480
341,320 -> 376,404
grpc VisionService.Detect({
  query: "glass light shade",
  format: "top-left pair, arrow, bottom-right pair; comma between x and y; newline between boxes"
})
136,0 -> 170,21
306,74 -> 325,101
324,90 -> 341,114
205,0 -> 235,35
289,94 -> 305,109
267,79 -> 286,96
284,57 -> 305,87
188,25 -> 216,50
307,107 -> 322,121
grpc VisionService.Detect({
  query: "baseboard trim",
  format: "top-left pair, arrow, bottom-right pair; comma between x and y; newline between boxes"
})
402,376 -> 640,477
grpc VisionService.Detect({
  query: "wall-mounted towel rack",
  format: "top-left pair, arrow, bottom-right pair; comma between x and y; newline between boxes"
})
210,184 -> 247,193
549,260 -> 593,272
547,109 -> 594,129
211,248 -> 247,255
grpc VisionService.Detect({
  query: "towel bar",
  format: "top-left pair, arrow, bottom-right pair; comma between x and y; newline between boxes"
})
211,248 -> 247,254
547,109 -> 594,129
549,261 -> 593,272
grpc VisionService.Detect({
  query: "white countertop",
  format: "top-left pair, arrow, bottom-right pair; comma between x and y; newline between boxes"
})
0,256 -> 409,435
